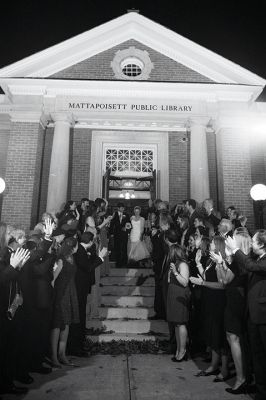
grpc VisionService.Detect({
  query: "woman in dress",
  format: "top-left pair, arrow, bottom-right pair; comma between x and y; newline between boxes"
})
211,229 -> 250,394
190,236 -> 229,382
128,206 -> 150,265
50,237 -> 79,367
165,244 -> 190,362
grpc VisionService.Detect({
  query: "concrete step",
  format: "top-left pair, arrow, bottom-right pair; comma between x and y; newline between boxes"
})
101,295 -> 154,308
101,276 -> 155,287
98,307 -> 155,320
86,333 -> 168,342
101,285 -> 154,297
87,319 -> 168,334
108,268 -> 153,277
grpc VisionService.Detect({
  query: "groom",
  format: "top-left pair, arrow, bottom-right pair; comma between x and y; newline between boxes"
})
110,202 -> 130,267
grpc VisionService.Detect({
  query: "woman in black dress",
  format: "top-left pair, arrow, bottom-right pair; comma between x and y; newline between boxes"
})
212,229 -> 250,394
165,244 -> 190,362
50,237 -> 79,367
190,236 -> 229,381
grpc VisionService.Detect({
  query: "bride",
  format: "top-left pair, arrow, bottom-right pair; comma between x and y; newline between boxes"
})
127,206 -> 150,265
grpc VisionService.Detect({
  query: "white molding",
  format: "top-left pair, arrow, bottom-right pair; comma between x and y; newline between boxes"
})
1,79 -> 262,103
89,130 -> 169,201
9,111 -> 43,123
0,12 -> 264,87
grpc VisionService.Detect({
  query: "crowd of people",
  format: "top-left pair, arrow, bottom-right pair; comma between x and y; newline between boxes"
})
0,196 -> 265,400
148,198 -> 266,400
0,198 -> 109,396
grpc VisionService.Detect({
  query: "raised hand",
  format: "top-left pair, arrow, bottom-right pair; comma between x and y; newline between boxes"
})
210,251 -> 223,264
195,249 -> 202,265
170,262 -> 177,274
225,236 -> 238,252
43,218 -> 54,237
75,208 -> 80,220
10,248 -> 30,269
99,247 -> 108,259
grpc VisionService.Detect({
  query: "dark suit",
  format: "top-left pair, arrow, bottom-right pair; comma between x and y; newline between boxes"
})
0,248 -> 21,390
110,211 -> 130,267
151,230 -> 166,318
19,239 -> 53,372
68,244 -> 103,352
235,250 -> 266,400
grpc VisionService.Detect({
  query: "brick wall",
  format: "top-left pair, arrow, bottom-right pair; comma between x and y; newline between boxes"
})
70,128 -> 92,201
168,132 -> 189,207
50,39 -> 214,83
249,134 -> 266,229
1,121 -> 45,230
0,127 -> 10,220
216,128 -> 254,231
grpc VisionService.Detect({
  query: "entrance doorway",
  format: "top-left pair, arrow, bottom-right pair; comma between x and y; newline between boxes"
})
102,168 -> 157,215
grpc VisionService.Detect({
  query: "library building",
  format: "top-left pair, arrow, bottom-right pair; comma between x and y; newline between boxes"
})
0,11 -> 266,230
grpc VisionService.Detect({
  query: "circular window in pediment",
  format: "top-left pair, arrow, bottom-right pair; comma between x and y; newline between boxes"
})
111,47 -> 154,80
121,57 -> 144,77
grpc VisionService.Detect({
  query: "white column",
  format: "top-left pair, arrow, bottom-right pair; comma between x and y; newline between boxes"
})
46,113 -> 73,213
190,121 -> 210,202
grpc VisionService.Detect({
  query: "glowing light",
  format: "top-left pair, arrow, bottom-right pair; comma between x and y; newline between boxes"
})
250,184 -> 266,201
0,178 -> 5,194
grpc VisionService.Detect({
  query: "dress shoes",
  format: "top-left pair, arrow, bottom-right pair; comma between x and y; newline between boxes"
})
195,368 -> 220,377
213,373 -> 232,383
225,381 -> 247,394
16,374 -> 34,384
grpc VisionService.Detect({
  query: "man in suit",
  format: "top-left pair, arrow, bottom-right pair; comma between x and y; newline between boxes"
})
203,198 -> 221,229
68,232 -> 107,356
226,231 -> 266,399
110,202 -> 130,267
185,199 -> 199,236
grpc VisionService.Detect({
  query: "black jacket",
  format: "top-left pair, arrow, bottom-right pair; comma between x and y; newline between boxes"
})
235,250 -> 266,324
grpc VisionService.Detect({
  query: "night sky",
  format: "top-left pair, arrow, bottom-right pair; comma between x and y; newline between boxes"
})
1,0 -> 266,100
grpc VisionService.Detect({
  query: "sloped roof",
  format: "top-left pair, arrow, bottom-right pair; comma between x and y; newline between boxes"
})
0,12 -> 265,87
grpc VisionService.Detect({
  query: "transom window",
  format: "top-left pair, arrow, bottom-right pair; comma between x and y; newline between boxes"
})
105,148 -> 154,175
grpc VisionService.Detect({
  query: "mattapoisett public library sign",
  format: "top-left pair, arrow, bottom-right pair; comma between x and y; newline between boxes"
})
56,97 -> 204,114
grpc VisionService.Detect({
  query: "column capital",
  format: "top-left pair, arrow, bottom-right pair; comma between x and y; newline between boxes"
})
51,112 -> 74,125
185,117 -> 210,130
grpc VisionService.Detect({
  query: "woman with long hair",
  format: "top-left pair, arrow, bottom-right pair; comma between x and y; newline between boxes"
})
190,236 -> 229,382
57,201 -> 79,228
211,230 -> 251,394
50,237 -> 79,367
165,243 -> 190,362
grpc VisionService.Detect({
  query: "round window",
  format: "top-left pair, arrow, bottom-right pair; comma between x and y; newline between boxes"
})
121,57 -> 144,77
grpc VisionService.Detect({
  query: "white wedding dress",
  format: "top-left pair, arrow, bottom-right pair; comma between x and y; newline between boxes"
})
127,217 -> 150,262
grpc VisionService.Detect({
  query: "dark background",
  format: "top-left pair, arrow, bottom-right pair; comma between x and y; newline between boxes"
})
1,0 -> 265,100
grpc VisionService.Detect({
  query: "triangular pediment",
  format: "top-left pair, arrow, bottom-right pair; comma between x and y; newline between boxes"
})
49,39 -> 214,83
0,12 -> 265,87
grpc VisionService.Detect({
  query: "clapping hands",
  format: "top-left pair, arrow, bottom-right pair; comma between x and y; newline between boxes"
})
170,262 -> 177,274
99,247 -> 108,259
10,248 -> 30,269
209,251 -> 223,264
